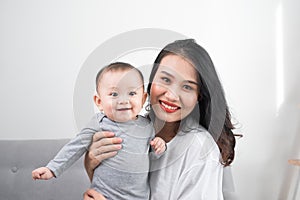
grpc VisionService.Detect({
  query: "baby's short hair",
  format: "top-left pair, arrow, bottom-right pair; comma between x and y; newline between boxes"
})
95,62 -> 144,93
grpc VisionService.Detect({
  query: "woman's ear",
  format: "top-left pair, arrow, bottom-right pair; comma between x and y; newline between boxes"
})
93,95 -> 103,111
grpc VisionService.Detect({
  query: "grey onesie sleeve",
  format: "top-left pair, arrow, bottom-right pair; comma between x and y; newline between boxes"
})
46,113 -> 104,177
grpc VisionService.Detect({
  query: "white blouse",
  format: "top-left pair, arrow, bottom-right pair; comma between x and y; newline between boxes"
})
149,126 -> 224,200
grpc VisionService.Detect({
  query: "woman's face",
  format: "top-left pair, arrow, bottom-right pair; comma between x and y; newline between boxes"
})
150,54 -> 199,122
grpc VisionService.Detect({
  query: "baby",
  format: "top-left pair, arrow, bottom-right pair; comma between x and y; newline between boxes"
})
32,62 -> 166,200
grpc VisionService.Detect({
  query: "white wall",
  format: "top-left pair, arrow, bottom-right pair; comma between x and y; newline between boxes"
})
1,0 -> 299,199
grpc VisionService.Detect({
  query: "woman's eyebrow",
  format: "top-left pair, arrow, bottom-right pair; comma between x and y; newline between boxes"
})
160,70 -> 174,77
161,70 -> 198,85
183,80 -> 198,86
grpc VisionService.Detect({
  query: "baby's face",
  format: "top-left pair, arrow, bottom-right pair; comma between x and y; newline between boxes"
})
95,69 -> 146,122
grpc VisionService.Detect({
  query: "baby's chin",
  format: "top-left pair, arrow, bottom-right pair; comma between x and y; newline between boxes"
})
111,116 -> 137,123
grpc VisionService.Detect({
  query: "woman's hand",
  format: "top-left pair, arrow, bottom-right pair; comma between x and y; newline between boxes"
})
83,189 -> 107,200
84,131 -> 122,181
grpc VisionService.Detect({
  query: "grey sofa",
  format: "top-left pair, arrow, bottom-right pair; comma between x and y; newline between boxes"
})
0,140 -> 238,200
0,139 -> 90,200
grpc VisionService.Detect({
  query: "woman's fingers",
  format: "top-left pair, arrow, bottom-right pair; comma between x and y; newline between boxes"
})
87,131 -> 122,167
93,145 -> 121,158
83,189 -> 107,200
83,189 -> 95,200
92,139 -> 122,153
92,131 -> 114,142
85,131 -> 122,181
89,133 -> 122,161
92,131 -> 122,149
95,151 -> 118,161
89,131 -> 122,162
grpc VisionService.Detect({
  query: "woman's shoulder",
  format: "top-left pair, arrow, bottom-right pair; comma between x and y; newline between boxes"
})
185,126 -> 221,161
189,125 -> 211,136
182,125 -> 214,144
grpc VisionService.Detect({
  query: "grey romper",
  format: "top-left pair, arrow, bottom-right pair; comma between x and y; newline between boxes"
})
46,113 -> 155,200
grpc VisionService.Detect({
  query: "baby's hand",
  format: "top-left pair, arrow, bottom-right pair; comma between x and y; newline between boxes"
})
150,137 -> 166,154
32,167 -> 54,180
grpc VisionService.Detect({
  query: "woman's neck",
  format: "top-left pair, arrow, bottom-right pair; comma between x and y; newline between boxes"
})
154,119 -> 181,143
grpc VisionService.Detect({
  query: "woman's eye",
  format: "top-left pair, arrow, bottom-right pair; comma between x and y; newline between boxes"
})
129,91 -> 137,96
161,77 -> 170,83
183,85 -> 193,91
110,92 -> 118,97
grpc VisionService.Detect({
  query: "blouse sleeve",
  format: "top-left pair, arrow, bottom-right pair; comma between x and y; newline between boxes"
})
174,160 -> 224,200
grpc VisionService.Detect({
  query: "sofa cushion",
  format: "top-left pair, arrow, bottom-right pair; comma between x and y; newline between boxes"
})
0,139 -> 90,200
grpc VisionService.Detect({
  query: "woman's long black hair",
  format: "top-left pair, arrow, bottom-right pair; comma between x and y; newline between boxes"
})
147,39 -> 236,166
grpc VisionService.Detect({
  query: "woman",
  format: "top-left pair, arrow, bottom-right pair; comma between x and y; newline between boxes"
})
84,39 -> 236,200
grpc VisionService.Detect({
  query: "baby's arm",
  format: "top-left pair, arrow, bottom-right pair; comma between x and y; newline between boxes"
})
150,137 -> 166,154
32,167 -> 55,180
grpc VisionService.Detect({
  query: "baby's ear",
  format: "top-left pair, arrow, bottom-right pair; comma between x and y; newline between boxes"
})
93,95 -> 103,110
142,92 -> 147,106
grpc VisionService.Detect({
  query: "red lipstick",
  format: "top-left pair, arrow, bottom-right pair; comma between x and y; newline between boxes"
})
159,100 -> 180,113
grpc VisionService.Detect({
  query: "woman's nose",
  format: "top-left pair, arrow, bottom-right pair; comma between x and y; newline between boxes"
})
164,88 -> 179,101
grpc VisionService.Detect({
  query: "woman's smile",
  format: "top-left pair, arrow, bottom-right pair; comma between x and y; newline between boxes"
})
159,100 -> 180,113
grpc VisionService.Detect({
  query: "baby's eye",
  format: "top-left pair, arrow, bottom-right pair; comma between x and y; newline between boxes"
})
110,92 -> 118,97
129,91 -> 137,96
